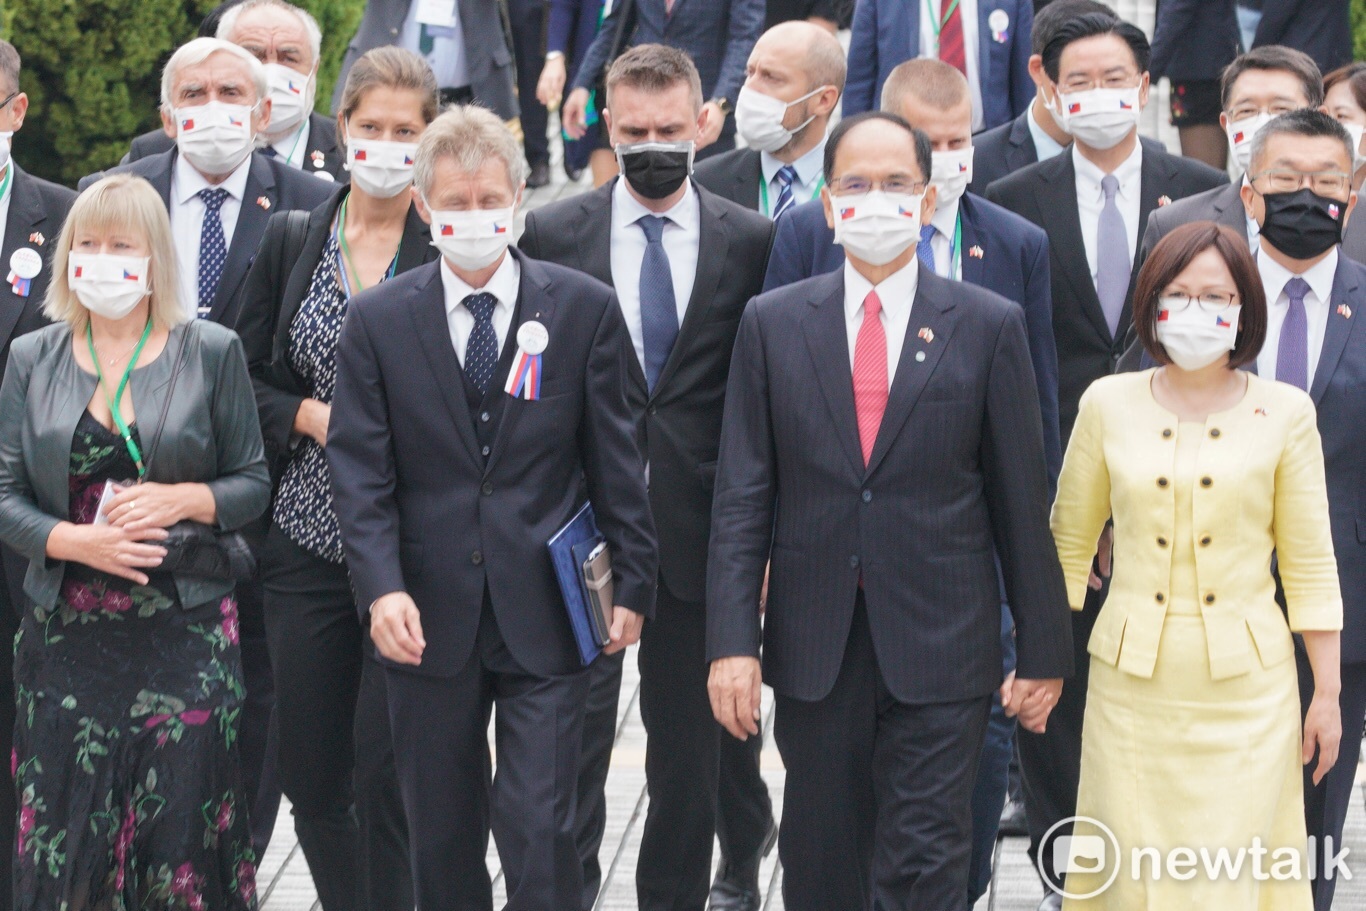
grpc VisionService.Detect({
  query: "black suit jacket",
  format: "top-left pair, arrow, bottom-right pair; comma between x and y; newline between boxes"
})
969,111 -> 1038,198
1342,205 -> 1366,267
519,179 -> 775,604
692,147 -> 762,212
707,265 -> 1072,703
0,166 -> 75,379
235,191 -> 437,461
1253,0 -> 1351,77
986,144 -> 1226,443
328,249 -> 659,678
123,113 -> 347,182
1139,180 -> 1246,268
80,149 -> 339,328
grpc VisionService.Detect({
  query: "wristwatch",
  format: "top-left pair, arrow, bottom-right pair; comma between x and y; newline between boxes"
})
710,97 -> 733,116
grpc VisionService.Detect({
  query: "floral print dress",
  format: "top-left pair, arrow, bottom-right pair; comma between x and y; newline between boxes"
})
11,411 -> 257,910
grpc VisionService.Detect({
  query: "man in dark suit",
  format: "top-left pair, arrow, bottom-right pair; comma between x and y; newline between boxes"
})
1252,0 -> 1351,78
984,15 -> 1226,908
969,0 -> 1112,196
329,104 -> 657,911
707,111 -> 1072,911
123,1 -> 344,182
560,0 -> 765,157
80,36 -> 337,856
0,40 -> 74,911
1147,0 -> 1241,169
693,21 -> 844,218
520,45 -> 776,911
844,0 -> 1033,132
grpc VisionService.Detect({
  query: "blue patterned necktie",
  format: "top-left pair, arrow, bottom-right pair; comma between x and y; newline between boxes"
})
1277,277 -> 1310,391
771,165 -> 799,220
197,188 -> 230,319
917,224 -> 937,273
637,215 -> 679,392
1095,173 -> 1131,337
462,291 -> 500,395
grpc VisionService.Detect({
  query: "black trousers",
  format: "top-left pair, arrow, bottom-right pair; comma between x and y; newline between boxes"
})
773,599 -> 991,911
262,526 -> 411,911
0,545 -> 25,911
388,599 -> 590,911
235,532 -> 281,857
508,0 -> 549,166
1018,583 -> 1101,890
636,591 -> 773,911
1298,648 -> 1366,911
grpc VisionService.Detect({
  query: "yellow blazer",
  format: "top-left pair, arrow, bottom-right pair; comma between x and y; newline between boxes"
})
1051,370 -> 1342,680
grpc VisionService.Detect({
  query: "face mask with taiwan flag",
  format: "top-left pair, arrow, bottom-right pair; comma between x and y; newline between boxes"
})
1055,86 -> 1141,150
68,254 -> 151,320
1155,298 -> 1242,371
831,190 -> 924,266
173,101 -> 257,176
427,204 -> 515,271
345,135 -> 419,199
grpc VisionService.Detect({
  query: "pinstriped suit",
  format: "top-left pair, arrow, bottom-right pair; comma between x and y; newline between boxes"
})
707,263 -> 1072,909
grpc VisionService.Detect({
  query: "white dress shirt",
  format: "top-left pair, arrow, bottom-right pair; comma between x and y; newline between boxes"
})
1239,175 -> 1260,249
170,152 -> 252,319
1027,103 -> 1068,163
843,259 -> 918,383
440,251 -> 520,367
759,137 -> 827,217
920,0 -> 983,132
1255,245 -> 1337,388
926,196 -> 962,280
610,178 -> 700,372
400,0 -> 468,90
1074,141 -> 1143,289
268,118 -> 310,170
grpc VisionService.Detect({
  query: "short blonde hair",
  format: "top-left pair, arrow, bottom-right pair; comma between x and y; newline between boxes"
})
337,47 -> 441,149
413,105 -> 528,198
44,175 -> 186,332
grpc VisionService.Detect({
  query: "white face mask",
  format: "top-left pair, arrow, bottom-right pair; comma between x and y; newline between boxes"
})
734,85 -> 822,153
346,135 -> 418,198
427,205 -> 515,271
930,147 -> 974,209
1056,86 -> 1141,150
263,63 -> 316,138
1225,112 -> 1274,175
1342,122 -> 1366,172
1155,299 -> 1241,371
831,191 -> 924,266
173,101 -> 257,176
0,131 -> 12,173
68,254 -> 151,321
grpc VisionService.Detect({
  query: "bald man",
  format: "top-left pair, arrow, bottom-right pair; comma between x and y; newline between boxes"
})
693,22 -> 845,220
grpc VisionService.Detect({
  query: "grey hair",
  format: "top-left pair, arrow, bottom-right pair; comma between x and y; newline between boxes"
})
217,0 -> 323,64
160,37 -> 269,109
0,40 -> 19,96
1248,108 -> 1354,177
414,105 -> 529,197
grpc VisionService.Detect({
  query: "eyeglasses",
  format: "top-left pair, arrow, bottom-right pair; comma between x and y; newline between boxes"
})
0,92 -> 17,110
1057,75 -> 1142,93
827,176 -> 926,196
1251,168 -> 1352,196
1158,292 -> 1238,314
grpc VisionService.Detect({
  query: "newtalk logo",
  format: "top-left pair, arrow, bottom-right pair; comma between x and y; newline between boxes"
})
1039,816 -> 1353,901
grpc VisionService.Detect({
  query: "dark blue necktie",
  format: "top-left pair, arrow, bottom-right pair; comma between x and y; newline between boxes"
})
1277,277 -> 1310,391
917,224 -> 937,273
197,188 -> 229,319
772,165 -> 798,220
462,292 -> 499,395
637,215 -> 679,392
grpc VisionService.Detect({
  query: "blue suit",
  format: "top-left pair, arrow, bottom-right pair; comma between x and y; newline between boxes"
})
844,0 -> 1033,129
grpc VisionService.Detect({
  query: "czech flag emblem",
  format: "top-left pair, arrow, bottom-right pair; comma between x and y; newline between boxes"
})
354,149 -> 367,161
403,155 -> 414,166
440,224 -> 454,236
122,270 -> 139,281
228,116 -> 244,127
287,81 -> 302,95
181,119 -> 195,131
1119,100 -> 1133,110
958,162 -> 969,173
840,206 -> 856,220
493,223 -> 508,235
1157,310 -> 1170,321
1329,203 -> 1341,219
1068,102 -> 1081,114
897,205 -> 916,217
1216,314 -> 1232,328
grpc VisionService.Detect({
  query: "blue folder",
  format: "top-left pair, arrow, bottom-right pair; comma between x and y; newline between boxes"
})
548,502 -> 610,665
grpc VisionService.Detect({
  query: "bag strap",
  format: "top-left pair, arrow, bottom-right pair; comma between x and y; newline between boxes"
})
269,209 -> 313,364
140,321 -> 192,481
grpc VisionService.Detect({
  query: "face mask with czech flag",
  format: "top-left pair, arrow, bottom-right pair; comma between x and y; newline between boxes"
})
173,101 -> 257,176
69,254 -> 151,320
345,135 -> 419,199
1055,86 -> 1141,150
1155,298 -> 1242,371
427,204 -> 515,271
832,190 -> 924,266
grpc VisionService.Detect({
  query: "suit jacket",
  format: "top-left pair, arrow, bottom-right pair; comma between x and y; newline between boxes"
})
1149,0 -> 1240,83
1138,179 -> 1246,269
79,149 -> 339,329
0,166 -> 75,380
1342,205 -> 1366,266
970,111 -> 1039,197
692,147 -> 763,211
235,191 -> 437,462
706,265 -> 1072,703
986,143 -> 1227,443
123,113 -> 346,182
1252,0 -> 1351,77
844,0 -> 1033,130
327,250 -> 658,678
570,0 -> 764,107
760,193 -> 1062,479
519,179 -> 774,604
330,0 -> 518,119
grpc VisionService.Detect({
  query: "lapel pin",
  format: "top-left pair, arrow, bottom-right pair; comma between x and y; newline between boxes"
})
968,245 -> 984,259
988,9 -> 1009,43
1157,195 -> 1173,207
1339,303 -> 1353,319
8,248 -> 41,298
256,195 -> 272,210
918,327 -> 935,343
915,351 -> 927,362
27,231 -> 43,246
1255,406 -> 1269,417
505,320 -> 550,400
311,150 -> 326,168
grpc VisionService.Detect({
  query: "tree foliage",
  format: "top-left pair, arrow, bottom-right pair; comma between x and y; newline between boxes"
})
1,0 -> 365,188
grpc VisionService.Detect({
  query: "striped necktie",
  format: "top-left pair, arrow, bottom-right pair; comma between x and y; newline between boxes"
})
772,165 -> 798,220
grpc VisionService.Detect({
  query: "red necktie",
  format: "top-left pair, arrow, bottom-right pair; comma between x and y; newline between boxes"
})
938,0 -> 967,75
852,290 -> 889,466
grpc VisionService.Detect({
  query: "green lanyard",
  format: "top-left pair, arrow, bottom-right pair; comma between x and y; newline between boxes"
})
949,210 -> 963,282
924,0 -> 962,42
279,120 -> 308,168
759,173 -> 826,219
86,317 -> 154,478
0,165 -> 14,209
336,193 -> 401,297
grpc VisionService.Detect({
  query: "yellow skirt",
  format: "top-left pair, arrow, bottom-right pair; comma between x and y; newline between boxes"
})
1062,610 -> 1311,910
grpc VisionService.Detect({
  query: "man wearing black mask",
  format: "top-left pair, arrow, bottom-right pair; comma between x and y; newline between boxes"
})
519,45 -> 775,911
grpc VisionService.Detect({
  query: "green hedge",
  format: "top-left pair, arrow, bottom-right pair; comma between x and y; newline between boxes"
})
1,0 -> 365,188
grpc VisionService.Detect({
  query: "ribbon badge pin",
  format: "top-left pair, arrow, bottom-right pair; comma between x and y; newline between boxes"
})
968,245 -> 984,259
1339,303 -> 1353,319
988,9 -> 1009,43
505,320 -> 549,400
7,247 -> 41,297
311,150 -> 326,169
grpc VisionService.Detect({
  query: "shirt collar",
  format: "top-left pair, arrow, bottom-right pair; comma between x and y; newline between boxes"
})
760,135 -> 827,188
929,196 -> 960,241
612,176 -> 698,231
1026,104 -> 1068,162
270,119 -> 311,163
441,249 -> 522,315
1072,140 -> 1143,198
173,148 -> 254,205
843,257 -> 919,323
1258,243 -> 1339,307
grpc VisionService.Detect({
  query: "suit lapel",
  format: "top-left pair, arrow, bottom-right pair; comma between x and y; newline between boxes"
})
1039,153 -> 1110,342
1210,180 -> 1247,233
410,265 -> 483,467
209,154 -> 275,322
739,150 -> 762,211
574,182 -> 615,285
651,188 -> 727,398
958,197 -> 984,287
485,253 -> 559,472
0,168 -> 50,347
802,274 -> 864,477
1009,111 -> 1036,170
866,267 -> 959,476
1310,257 -> 1359,404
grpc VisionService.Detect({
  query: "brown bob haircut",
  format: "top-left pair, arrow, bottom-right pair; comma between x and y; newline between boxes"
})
1132,221 -> 1267,370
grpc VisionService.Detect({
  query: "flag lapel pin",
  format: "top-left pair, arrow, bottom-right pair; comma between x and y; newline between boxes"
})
1158,195 -> 1173,207
918,327 -> 934,343
257,196 -> 271,210
1339,304 -> 1353,319
968,245 -> 984,259
28,232 -> 43,246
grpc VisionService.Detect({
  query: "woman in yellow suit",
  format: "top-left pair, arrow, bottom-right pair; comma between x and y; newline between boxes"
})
1051,222 -> 1343,909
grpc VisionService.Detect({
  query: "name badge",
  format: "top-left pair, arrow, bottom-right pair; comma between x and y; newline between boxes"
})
416,0 -> 458,27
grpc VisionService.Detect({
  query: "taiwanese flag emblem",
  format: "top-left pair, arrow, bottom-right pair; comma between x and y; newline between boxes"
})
840,206 -> 856,220
1329,203 -> 1341,219
122,269 -> 139,281
1216,314 -> 1232,328
1157,309 -> 1170,321
440,224 -> 454,236
1119,100 -> 1133,110
493,223 -> 508,235
1233,131 -> 1245,143
180,118 -> 195,131
354,149 -> 368,161
73,266 -> 82,278
1068,102 -> 1081,114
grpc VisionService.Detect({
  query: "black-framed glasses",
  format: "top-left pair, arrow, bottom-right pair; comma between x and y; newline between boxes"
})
1158,292 -> 1238,315
1250,168 -> 1352,196
0,92 -> 18,110
827,176 -> 927,196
